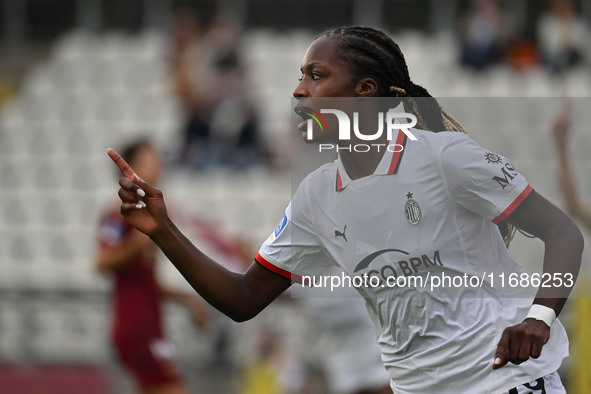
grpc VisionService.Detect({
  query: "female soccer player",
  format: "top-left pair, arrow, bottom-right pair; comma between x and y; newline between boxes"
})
108,26 -> 583,393
96,139 -> 209,394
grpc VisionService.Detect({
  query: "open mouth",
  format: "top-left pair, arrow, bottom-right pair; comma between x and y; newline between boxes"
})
294,105 -> 328,134
294,105 -> 312,132
294,105 -> 312,120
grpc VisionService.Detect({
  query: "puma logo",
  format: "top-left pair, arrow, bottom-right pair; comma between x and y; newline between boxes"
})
334,225 -> 347,242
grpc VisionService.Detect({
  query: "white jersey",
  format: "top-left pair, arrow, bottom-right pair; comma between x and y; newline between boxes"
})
256,129 -> 568,394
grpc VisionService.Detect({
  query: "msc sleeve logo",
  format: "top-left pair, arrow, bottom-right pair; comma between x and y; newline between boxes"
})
484,152 -> 503,164
492,163 -> 519,189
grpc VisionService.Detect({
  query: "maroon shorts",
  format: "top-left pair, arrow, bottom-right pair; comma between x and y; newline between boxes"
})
113,336 -> 180,390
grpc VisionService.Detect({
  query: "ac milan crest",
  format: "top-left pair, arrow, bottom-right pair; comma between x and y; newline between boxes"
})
405,192 -> 421,225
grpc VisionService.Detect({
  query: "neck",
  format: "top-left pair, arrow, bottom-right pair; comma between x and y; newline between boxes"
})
332,102 -> 394,180
338,134 -> 388,180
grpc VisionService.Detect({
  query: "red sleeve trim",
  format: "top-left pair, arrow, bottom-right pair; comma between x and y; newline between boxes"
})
492,185 -> 534,224
255,252 -> 302,283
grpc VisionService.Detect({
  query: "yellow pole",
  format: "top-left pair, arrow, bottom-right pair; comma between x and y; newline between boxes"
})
570,290 -> 591,393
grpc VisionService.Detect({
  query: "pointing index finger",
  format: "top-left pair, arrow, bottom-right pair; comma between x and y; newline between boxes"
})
107,148 -> 136,180
492,329 -> 510,370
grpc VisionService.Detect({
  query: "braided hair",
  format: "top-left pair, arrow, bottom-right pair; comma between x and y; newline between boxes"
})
321,26 -> 467,134
321,26 -> 515,247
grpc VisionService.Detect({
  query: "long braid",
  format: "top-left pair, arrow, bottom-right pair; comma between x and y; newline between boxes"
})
441,108 -> 469,135
323,26 -> 447,132
322,26 -> 515,247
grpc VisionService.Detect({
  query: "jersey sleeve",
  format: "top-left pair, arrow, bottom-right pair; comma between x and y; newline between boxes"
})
98,212 -> 133,247
438,133 -> 533,223
256,186 -> 333,283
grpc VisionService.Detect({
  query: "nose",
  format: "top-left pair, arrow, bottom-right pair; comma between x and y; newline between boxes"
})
292,80 -> 308,98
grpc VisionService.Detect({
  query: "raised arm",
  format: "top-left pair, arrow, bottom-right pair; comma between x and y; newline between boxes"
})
492,190 -> 583,369
107,149 -> 292,322
552,102 -> 591,231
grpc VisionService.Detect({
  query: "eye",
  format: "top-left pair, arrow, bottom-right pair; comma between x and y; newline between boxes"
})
298,74 -> 303,82
311,72 -> 322,80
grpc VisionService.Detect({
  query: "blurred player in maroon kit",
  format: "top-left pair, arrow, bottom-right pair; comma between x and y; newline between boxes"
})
95,139 -> 209,394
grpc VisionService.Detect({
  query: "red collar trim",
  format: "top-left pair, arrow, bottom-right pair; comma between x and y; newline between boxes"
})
336,129 -> 408,191
387,129 -> 408,175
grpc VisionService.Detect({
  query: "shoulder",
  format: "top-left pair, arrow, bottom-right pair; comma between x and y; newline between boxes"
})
406,129 -> 477,160
413,130 -> 481,155
414,129 -> 473,145
297,161 -> 337,193
98,203 -> 133,245
407,131 -> 501,182
99,203 -> 127,227
288,161 -> 337,215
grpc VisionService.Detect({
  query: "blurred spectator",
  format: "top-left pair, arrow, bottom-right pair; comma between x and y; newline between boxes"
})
171,10 -> 212,169
95,139 -> 210,394
459,0 -> 511,70
504,38 -> 541,72
172,12 -> 264,170
537,0 -> 589,73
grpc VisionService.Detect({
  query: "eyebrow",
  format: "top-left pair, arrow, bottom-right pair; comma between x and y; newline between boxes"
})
300,62 -> 321,72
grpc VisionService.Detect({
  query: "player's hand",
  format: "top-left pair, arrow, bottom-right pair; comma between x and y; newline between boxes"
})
107,148 -> 168,236
492,318 -> 550,369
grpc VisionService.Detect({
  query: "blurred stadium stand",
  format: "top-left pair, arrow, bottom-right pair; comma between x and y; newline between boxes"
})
1,0 -> 591,393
